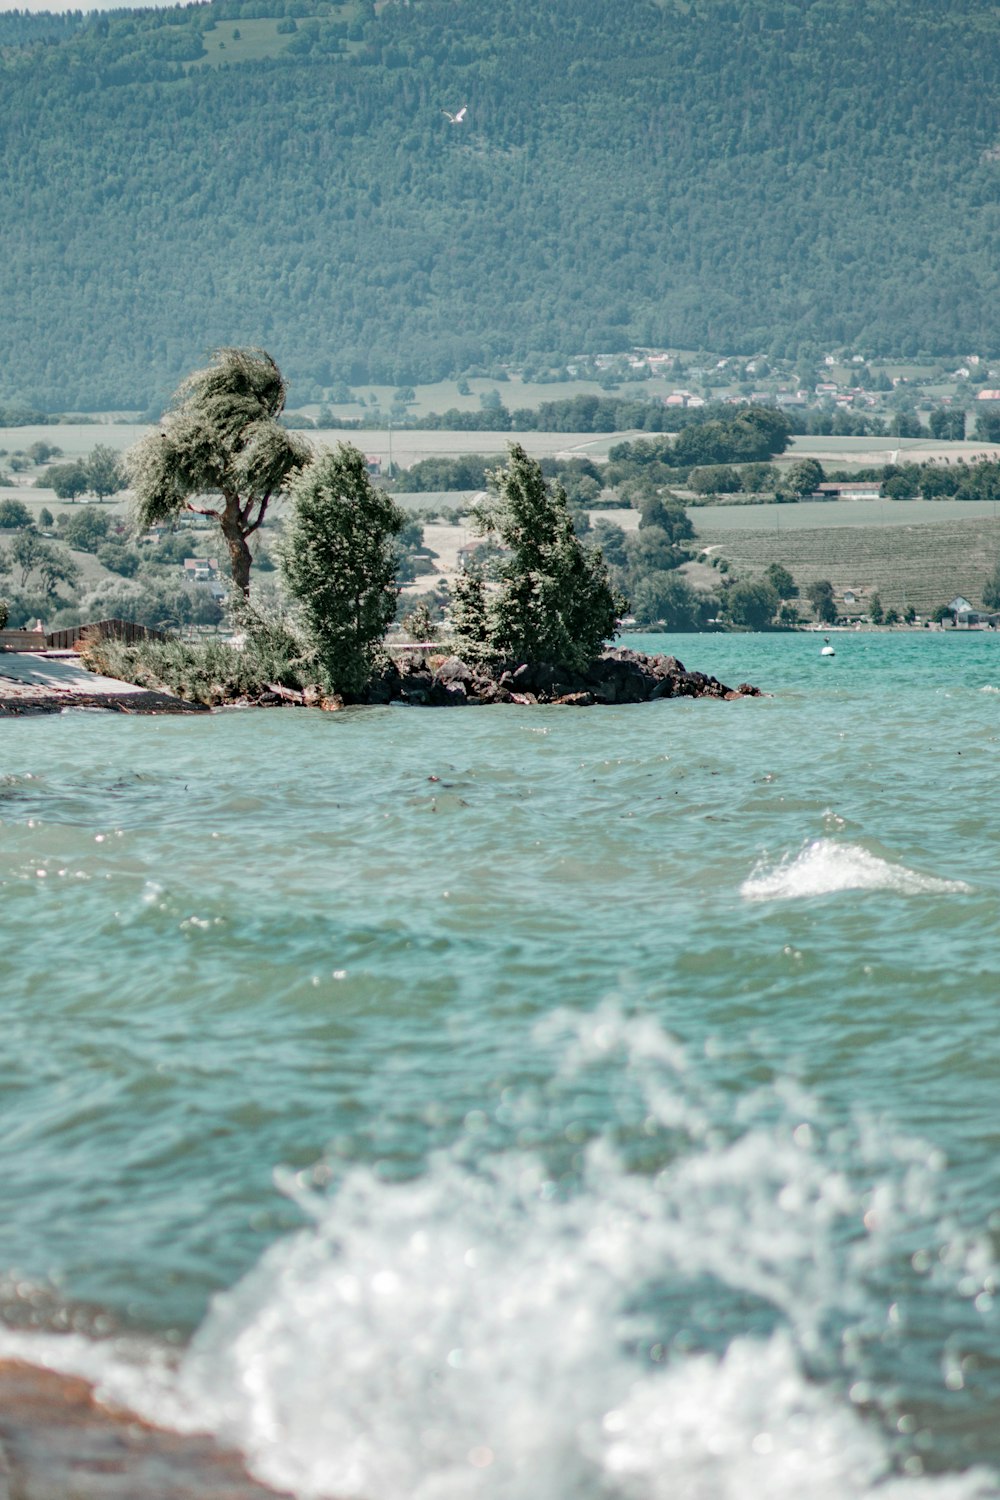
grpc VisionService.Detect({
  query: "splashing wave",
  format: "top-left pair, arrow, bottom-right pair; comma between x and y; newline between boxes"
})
0,1009 -> 994,1500
741,839 -> 971,901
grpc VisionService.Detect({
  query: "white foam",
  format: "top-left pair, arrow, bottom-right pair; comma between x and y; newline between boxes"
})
0,1011 -> 994,1500
741,839 -> 972,901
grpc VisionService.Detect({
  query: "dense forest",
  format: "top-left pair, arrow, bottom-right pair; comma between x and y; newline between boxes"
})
3,0 -> 1000,410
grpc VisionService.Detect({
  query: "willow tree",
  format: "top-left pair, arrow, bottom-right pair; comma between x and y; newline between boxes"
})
125,348 -> 310,594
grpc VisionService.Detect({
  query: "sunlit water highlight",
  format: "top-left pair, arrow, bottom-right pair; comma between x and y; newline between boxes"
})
2,631 -> 1000,1497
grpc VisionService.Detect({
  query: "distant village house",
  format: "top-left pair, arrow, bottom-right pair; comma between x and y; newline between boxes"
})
182,557 -> 219,582
815,481 -> 884,500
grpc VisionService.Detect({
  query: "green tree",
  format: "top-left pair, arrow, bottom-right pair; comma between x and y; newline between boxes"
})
626,526 -> 686,577
474,444 -> 624,671
46,461 -> 90,501
765,561 -> 797,597
784,458 -> 825,497
36,544 -> 80,598
60,507 -> 111,552
401,598 -> 436,641
806,578 -> 838,624
729,405 -> 792,459
888,411 -> 922,438
723,577 -> 779,629
688,464 -> 741,495
589,519 -> 629,572
884,471 -> 918,500
86,444 -> 125,500
97,542 -> 141,577
0,499 -> 33,530
741,462 -> 778,493
630,571 -> 712,629
6,530 -> 47,587
449,563 -> 493,664
982,563 -> 1000,612
126,348 -> 310,595
869,593 -> 884,624
974,412 -> 1000,444
929,408 -> 966,441
279,443 -> 405,695
28,441 -> 61,464
4,531 -> 79,595
38,507 -> 54,529
637,495 -> 693,544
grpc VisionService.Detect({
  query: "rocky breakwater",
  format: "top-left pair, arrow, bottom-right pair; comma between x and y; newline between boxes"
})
366,647 -> 761,707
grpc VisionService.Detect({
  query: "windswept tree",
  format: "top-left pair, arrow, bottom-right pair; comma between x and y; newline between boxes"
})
474,444 -> 625,671
126,348 -> 310,594
279,443 -> 405,695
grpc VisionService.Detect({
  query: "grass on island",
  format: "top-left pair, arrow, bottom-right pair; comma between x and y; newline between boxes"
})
81,620 -> 312,707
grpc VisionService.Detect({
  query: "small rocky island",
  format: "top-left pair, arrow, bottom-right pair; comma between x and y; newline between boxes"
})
262,646 -> 760,711
369,646 -> 759,707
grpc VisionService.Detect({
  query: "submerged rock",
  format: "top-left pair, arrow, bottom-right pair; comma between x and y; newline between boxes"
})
0,1360 -> 287,1499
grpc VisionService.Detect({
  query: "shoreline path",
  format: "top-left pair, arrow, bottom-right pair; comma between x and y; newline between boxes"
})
0,652 -> 204,715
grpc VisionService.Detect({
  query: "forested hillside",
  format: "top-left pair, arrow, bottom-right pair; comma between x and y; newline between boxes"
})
3,0 -> 1000,409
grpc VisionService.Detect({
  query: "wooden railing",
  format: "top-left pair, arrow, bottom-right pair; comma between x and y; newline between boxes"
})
43,619 -> 167,650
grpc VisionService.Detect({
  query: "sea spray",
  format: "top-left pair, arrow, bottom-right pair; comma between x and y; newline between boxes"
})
162,1011 -> 996,1500
741,839 -> 972,901
0,1009 -> 994,1497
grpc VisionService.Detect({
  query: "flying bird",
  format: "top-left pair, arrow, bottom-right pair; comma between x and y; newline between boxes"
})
443,106 -> 467,124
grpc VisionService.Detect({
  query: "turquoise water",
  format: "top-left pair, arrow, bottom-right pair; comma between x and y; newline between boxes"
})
2,631 -> 1000,1498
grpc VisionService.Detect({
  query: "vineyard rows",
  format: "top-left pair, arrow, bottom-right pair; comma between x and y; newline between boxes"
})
696,519 -> 1000,615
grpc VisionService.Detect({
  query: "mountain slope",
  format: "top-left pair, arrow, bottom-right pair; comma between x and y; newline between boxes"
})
3,0 -> 999,408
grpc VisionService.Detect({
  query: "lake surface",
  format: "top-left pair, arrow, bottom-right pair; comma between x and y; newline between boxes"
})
2,631 -> 1000,1499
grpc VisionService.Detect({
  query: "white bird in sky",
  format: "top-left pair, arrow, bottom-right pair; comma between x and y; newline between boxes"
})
443,106 -> 467,124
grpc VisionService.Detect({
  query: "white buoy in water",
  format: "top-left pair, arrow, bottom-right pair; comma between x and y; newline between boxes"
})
821,637 -> 836,657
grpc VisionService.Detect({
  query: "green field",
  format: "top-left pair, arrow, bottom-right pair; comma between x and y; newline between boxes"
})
691,499 -> 1000,532
191,8 -> 359,69
695,514 -> 1000,616
785,435 -> 1000,467
307,373 -> 703,423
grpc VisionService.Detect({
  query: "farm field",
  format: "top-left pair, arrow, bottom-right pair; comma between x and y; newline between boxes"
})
306,428 -> 624,469
695,515 -> 1000,616
785,435 -> 1000,467
690,499 -> 1000,532
307,374 -> 703,423
0,425 -> 619,471
6,423 -> 996,477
